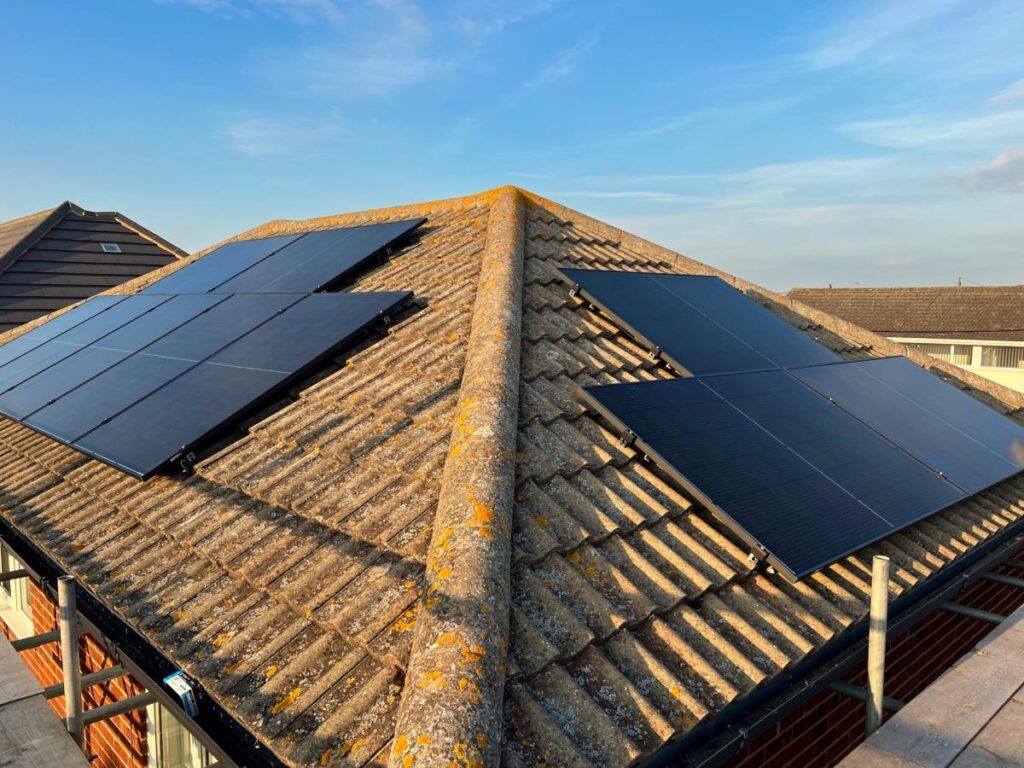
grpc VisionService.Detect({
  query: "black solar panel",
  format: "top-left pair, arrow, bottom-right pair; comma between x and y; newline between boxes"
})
0,295 -> 171,395
141,219 -> 424,296
140,234 -> 302,295
0,291 -> 410,478
0,296 -> 124,371
213,219 -> 426,293
792,357 -> 1024,493
582,371 -> 966,580
76,293 -> 407,477
559,268 -> 840,375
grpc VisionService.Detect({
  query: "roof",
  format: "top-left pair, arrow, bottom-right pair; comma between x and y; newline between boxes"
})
788,286 -> 1024,342
839,602 -> 1024,768
0,201 -> 186,333
0,186 -> 1023,768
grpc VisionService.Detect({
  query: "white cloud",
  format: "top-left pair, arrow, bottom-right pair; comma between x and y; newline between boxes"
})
991,77 -> 1024,103
550,190 -> 706,205
953,149 -> 1024,192
524,31 -> 600,88
842,109 -> 1024,149
222,115 -> 343,156
801,0 -> 963,71
454,0 -> 558,39
166,0 -> 343,22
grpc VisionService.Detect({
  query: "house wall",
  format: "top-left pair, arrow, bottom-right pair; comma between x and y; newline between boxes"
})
0,580 -> 149,768
721,556 -> 1024,768
893,336 -> 1024,393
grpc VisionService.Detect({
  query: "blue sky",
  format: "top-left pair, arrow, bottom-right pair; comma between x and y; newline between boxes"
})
2,1 -> 1023,291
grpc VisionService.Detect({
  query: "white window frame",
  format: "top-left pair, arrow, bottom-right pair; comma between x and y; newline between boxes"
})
146,701 -> 213,768
0,543 -> 33,639
891,336 -> 1024,371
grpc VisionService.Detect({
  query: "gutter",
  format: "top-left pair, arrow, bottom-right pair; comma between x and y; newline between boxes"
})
643,520 -> 1024,768
0,515 -> 285,768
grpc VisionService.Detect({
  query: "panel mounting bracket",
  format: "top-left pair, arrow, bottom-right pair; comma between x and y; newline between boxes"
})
178,450 -> 197,474
648,345 -> 662,361
568,283 -> 581,299
618,428 -> 636,448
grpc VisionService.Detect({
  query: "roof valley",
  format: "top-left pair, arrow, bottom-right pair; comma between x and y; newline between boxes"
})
390,186 -> 526,767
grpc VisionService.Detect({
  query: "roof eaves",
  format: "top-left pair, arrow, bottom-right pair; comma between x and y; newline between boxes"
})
389,186 -> 525,767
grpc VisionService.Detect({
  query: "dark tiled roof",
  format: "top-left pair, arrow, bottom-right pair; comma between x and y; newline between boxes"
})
0,187 -> 1022,768
788,286 -> 1024,342
0,202 -> 185,333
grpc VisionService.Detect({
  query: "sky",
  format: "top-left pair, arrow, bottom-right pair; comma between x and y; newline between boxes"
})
2,1 -> 1023,292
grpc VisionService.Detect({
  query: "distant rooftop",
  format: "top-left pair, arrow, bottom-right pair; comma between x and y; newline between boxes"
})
789,285 -> 1024,342
0,201 -> 185,333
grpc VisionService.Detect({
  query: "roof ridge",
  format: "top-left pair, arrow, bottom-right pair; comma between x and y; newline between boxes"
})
390,186 -> 525,767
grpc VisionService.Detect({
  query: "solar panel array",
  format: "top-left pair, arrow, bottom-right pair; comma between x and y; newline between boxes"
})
0,219 -> 425,478
559,268 -> 840,375
567,267 -> 1024,579
143,218 -> 425,295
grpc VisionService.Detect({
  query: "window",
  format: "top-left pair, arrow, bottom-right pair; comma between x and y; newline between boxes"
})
0,542 -> 33,637
903,342 -> 972,366
100,242 -> 123,253
980,346 -> 1024,369
146,702 -> 213,768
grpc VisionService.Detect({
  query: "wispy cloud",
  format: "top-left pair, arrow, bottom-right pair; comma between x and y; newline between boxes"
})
167,0 -> 344,23
631,97 -> 800,139
842,109 -> 1024,149
991,77 -> 1024,103
953,149 -> 1024,192
550,190 -> 706,205
801,0 -> 963,71
524,31 -> 600,88
454,0 -> 559,39
222,114 -> 343,156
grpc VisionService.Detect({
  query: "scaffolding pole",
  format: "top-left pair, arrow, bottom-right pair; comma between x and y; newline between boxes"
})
865,555 -> 890,736
59,576 -> 84,745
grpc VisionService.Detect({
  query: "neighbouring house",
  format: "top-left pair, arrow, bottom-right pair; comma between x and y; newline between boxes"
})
0,201 -> 185,333
0,187 -> 1023,768
788,286 -> 1024,393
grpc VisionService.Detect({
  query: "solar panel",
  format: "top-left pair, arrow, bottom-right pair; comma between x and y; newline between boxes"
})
0,296 -> 125,370
0,295 -> 225,420
141,219 -> 425,296
791,357 -> 1024,493
74,291 -> 409,477
581,371 -> 966,579
212,219 -> 426,293
0,290 -> 410,479
0,295 -> 171,394
141,234 -> 302,295
559,269 -> 840,375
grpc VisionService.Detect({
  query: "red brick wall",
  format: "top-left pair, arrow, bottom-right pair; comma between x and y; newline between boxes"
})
2,581 -> 149,768
725,557 -> 1024,768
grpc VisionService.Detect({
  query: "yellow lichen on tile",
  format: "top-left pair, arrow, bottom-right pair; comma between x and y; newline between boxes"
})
271,687 -> 301,715
419,671 -> 447,690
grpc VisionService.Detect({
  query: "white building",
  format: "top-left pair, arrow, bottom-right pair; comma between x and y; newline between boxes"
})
788,285 -> 1024,393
